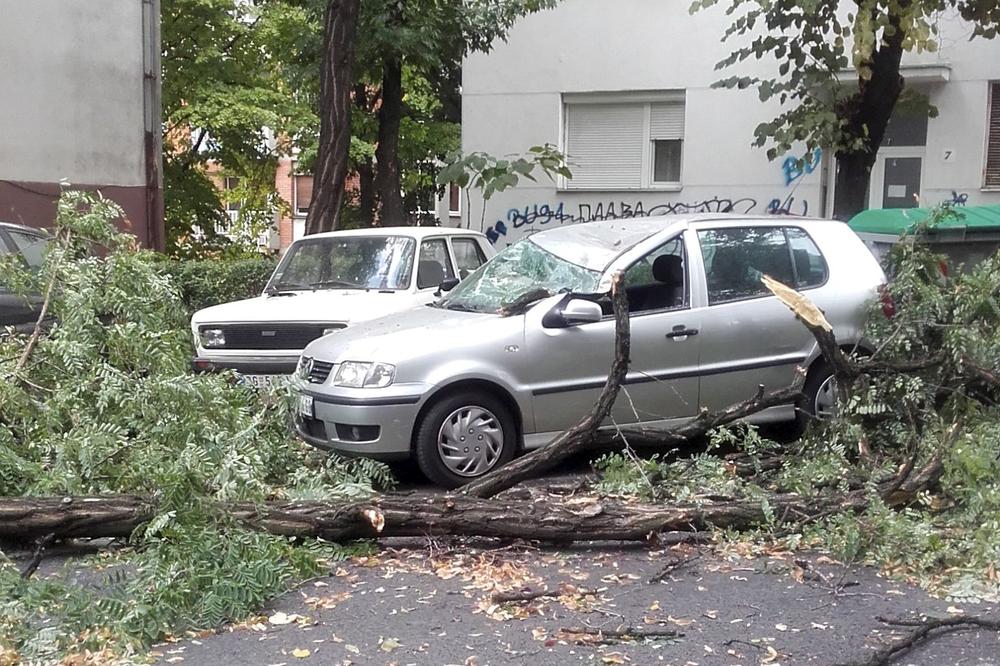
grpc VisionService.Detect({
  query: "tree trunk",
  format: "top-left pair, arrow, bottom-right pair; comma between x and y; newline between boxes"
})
305,0 -> 361,235
374,54 -> 406,225
830,10 -> 908,221
0,459 -> 940,544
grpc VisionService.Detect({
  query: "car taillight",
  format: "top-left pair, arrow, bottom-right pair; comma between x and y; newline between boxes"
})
879,285 -> 896,319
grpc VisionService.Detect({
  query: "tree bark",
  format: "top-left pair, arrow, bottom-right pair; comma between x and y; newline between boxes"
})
305,0 -> 361,235
374,53 -> 406,225
0,458 -> 940,544
831,8 -> 908,221
462,273 -> 630,499
353,83 -> 377,226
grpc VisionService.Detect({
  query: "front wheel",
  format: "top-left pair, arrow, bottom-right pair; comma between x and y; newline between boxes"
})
793,362 -> 839,433
414,391 -> 517,488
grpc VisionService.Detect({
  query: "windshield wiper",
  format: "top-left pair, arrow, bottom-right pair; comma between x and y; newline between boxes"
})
310,279 -> 365,290
266,282 -> 309,295
443,302 -> 479,313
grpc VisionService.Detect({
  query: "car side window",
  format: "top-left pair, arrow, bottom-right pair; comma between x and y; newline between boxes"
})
6,231 -> 47,271
623,237 -> 687,313
785,227 -> 828,288
452,238 -> 487,279
417,239 -> 456,289
698,227 -> 794,305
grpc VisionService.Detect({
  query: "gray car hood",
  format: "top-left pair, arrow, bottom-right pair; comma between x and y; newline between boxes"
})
302,304 -> 518,364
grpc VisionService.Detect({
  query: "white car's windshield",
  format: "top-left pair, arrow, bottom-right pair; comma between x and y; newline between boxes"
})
440,237 -> 601,312
267,236 -> 416,292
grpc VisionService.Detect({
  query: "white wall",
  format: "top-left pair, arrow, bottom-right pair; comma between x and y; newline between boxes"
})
462,0 -> 1000,248
0,0 -> 149,187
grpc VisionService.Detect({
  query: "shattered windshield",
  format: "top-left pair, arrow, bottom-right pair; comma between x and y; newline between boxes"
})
266,236 -> 415,292
440,237 -> 601,312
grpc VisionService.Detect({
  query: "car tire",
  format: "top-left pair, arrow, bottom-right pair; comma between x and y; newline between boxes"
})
414,390 -> 517,489
792,361 -> 839,434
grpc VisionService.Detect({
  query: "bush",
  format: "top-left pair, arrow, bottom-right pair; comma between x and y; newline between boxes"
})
158,255 -> 279,314
0,192 -> 392,661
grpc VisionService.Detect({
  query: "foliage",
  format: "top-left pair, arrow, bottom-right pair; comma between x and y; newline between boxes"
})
437,144 -> 573,230
693,0 -> 1000,161
157,255 -> 279,315
161,0 -> 317,255
594,204 -> 1000,595
0,192 -> 394,660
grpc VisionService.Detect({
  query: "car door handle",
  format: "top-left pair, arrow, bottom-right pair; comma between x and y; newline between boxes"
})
665,325 -> 699,339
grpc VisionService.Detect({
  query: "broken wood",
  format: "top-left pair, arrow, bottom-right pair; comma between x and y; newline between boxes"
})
0,454 -> 941,543
835,614 -> 1000,666
462,272 -> 631,499
491,583 -> 596,604
558,625 -> 683,644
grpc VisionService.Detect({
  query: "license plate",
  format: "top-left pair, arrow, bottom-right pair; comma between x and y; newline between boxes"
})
238,374 -> 286,389
297,394 -> 314,418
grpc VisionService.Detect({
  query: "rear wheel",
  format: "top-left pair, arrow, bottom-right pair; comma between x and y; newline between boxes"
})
414,391 -> 517,488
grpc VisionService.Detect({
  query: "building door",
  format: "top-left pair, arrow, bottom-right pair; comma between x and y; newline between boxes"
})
870,151 -> 924,209
867,109 -> 929,210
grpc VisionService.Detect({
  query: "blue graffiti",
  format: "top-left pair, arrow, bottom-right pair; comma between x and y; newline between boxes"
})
782,147 -> 823,186
946,190 -> 969,206
766,195 -> 809,216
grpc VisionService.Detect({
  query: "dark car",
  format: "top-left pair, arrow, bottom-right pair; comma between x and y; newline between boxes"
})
1,221 -> 49,332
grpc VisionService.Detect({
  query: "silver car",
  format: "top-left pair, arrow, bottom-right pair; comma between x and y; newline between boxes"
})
293,215 -> 885,487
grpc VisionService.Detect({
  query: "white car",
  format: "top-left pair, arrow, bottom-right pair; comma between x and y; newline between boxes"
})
191,227 -> 494,387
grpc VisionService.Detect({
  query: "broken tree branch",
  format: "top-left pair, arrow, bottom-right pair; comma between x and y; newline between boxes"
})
462,272 -> 631,499
835,614 -> 1000,666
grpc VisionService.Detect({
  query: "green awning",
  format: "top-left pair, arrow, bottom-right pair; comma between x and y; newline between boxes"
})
849,205 -> 1000,237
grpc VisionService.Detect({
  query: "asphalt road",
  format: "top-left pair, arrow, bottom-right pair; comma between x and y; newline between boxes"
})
149,540 -> 999,666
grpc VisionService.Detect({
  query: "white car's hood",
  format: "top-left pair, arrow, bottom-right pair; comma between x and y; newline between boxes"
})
191,290 -> 428,326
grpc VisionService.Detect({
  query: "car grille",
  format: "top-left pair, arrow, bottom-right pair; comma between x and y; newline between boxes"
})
308,359 -> 335,384
207,323 -> 345,350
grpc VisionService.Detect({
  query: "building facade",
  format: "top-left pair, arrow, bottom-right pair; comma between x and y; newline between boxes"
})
0,0 -> 163,249
459,0 -> 1000,248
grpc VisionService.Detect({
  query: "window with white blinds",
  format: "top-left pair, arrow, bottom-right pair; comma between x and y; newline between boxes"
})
986,82 -> 1000,190
564,93 -> 685,190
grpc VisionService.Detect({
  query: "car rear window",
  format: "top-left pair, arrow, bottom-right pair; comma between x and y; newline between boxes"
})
698,227 -> 795,304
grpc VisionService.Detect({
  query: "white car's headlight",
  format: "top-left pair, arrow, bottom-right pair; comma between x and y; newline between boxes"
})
199,328 -> 226,348
332,361 -> 396,388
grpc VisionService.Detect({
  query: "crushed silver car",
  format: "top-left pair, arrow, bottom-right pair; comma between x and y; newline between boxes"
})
293,214 -> 885,487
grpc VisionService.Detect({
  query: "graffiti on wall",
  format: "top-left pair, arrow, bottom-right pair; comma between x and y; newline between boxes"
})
782,147 -> 823,187
946,190 -> 969,206
485,195 -> 809,244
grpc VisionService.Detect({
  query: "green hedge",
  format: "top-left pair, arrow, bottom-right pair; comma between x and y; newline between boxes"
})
159,256 -> 279,314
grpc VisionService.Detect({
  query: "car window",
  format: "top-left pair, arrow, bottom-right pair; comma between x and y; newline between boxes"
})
452,238 -> 487,279
623,237 -> 687,313
417,238 -> 456,289
270,235 -> 415,291
785,227 -> 828,288
6,230 -> 47,270
698,226 -> 794,305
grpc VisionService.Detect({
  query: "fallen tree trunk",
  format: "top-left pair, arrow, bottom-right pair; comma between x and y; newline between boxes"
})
0,455 -> 941,543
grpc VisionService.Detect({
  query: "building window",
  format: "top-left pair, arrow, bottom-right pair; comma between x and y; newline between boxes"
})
448,183 -> 461,216
563,92 -> 685,190
986,82 -> 1000,190
294,175 -> 313,216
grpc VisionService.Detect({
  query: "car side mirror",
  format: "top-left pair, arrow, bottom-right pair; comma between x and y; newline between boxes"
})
434,277 -> 460,297
544,298 -> 603,328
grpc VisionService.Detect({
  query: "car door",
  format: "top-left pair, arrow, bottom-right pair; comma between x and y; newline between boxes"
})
693,223 -> 826,411
523,232 -> 701,434
0,228 -> 45,329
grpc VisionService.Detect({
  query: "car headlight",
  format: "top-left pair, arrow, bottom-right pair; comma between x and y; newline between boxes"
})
332,361 -> 396,388
322,327 -> 341,336
199,328 -> 226,348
